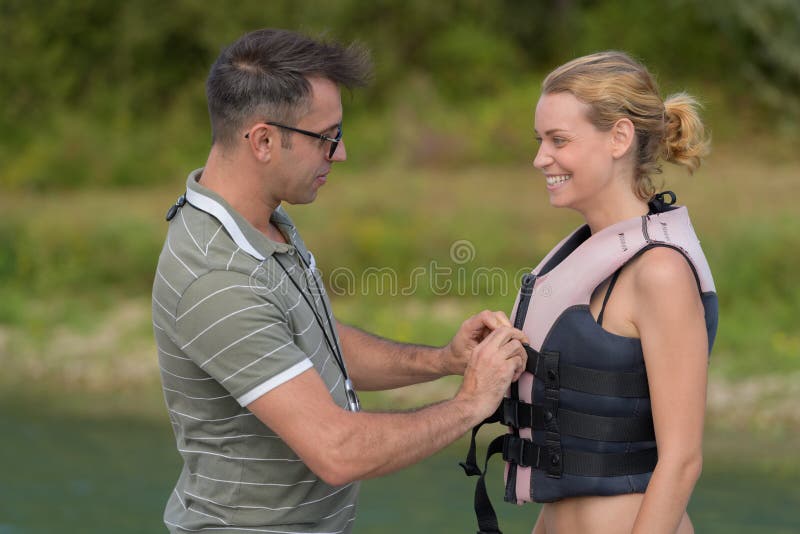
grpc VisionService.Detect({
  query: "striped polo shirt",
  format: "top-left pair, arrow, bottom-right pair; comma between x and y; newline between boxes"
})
152,168 -> 359,533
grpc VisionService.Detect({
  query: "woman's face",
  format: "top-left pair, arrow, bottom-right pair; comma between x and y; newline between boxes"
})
533,91 -> 616,212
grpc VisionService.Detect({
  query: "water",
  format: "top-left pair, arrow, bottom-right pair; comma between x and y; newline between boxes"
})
359,438 -> 800,533
0,406 -> 176,533
1,402 -> 797,533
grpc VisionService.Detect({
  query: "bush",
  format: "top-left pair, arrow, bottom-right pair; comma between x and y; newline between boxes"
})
2,0 -> 799,190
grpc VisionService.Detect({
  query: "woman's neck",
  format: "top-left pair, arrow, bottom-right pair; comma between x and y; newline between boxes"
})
582,192 -> 649,234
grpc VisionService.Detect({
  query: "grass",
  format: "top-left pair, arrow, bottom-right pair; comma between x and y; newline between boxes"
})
0,146 -> 798,400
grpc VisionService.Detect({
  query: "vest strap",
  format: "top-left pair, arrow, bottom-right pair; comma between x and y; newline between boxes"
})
525,345 -> 649,398
462,434 -> 507,534
501,398 -> 655,442
502,435 -> 658,477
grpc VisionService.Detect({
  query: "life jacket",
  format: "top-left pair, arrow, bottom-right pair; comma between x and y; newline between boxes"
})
461,194 -> 718,534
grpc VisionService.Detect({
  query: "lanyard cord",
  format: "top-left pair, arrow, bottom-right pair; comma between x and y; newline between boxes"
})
273,255 -> 349,382
272,230 -> 360,411
295,250 -> 341,357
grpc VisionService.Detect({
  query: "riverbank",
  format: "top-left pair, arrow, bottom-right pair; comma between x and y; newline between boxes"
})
1,295 -> 798,431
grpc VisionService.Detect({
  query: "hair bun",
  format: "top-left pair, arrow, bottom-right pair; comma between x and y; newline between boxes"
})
662,93 -> 711,174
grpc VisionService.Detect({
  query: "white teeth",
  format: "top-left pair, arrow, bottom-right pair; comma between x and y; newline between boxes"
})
546,174 -> 572,186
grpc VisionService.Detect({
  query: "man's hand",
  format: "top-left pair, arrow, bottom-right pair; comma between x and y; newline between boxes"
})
441,310 -> 523,376
250,325 -> 528,486
455,326 -> 528,422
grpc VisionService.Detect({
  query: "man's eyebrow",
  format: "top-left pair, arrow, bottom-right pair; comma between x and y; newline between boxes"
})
322,121 -> 341,133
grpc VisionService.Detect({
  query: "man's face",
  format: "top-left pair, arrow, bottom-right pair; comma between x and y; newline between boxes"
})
271,76 -> 346,205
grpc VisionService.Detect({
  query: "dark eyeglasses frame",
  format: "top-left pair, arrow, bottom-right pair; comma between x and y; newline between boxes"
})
245,122 -> 343,159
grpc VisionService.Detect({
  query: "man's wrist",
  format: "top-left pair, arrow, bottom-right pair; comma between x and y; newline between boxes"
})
436,343 -> 458,376
448,393 -> 483,430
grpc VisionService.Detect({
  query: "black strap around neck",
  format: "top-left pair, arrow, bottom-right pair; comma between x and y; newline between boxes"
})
597,267 -> 623,327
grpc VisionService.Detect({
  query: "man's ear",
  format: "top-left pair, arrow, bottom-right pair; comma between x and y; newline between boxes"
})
610,118 -> 635,160
246,124 -> 276,163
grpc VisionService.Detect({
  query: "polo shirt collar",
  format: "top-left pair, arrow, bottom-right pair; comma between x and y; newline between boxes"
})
184,168 -> 296,261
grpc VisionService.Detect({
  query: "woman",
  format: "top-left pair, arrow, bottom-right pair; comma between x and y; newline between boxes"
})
496,51 -> 717,534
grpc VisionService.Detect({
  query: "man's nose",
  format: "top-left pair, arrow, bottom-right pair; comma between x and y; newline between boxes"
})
330,139 -> 347,162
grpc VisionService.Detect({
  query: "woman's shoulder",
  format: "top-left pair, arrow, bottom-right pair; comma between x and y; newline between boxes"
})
628,246 -> 700,304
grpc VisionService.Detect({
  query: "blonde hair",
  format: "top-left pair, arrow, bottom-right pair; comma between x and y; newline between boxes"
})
542,51 -> 710,200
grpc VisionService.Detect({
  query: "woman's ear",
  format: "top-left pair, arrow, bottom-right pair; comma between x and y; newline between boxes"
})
610,118 -> 635,160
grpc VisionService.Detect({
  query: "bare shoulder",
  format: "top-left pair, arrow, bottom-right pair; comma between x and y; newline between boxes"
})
628,246 -> 698,297
629,247 -> 707,362
626,246 -> 705,333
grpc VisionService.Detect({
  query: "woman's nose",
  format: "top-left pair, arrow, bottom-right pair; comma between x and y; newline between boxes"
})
533,144 -> 551,170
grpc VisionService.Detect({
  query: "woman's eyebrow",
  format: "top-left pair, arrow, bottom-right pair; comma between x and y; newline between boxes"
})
534,128 -> 568,136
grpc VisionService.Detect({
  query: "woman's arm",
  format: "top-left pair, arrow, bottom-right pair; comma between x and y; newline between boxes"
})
532,510 -> 547,534
630,247 -> 709,534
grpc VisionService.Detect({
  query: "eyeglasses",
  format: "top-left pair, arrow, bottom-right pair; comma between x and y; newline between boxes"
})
245,122 -> 343,159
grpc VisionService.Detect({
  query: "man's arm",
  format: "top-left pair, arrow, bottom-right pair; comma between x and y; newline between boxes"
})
248,326 -> 526,486
338,310 -> 514,390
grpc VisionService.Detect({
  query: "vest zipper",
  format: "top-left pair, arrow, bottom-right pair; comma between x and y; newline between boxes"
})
514,273 -> 536,329
507,272 -> 536,504
641,215 -> 653,244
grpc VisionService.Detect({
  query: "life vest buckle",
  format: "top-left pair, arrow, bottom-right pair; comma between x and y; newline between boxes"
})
501,398 -> 518,427
502,435 -> 532,468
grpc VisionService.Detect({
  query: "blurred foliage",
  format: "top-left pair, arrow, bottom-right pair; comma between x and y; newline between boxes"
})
1,160 -> 798,379
0,5 -> 797,527
0,0 -> 798,382
703,218 -> 800,376
1,0 -> 799,190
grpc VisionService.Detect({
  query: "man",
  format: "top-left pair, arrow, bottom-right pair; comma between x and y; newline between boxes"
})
152,28 -> 526,533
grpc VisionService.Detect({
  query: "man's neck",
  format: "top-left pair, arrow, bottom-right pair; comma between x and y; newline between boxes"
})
200,145 -> 279,237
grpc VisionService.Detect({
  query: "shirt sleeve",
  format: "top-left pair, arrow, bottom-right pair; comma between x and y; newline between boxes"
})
173,269 -> 312,406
